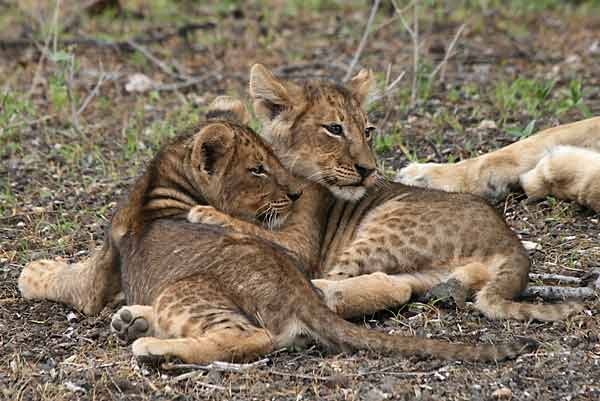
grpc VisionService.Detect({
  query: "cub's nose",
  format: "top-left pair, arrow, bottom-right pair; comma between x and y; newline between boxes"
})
287,191 -> 303,202
355,164 -> 375,179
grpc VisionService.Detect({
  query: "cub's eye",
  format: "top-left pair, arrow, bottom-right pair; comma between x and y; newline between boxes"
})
322,123 -> 344,137
365,126 -> 376,140
249,164 -> 267,177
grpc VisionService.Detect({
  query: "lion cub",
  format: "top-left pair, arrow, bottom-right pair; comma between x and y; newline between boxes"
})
18,99 -> 302,315
520,145 -> 600,212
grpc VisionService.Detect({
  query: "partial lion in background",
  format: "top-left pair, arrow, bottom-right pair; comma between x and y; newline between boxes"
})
397,117 -> 600,210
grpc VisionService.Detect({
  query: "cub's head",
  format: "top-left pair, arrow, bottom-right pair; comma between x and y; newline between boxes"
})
249,64 -> 379,201
188,97 -> 302,228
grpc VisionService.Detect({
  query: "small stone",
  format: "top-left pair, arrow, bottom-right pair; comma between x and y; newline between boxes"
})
521,240 -> 541,251
66,312 -> 78,323
492,387 -> 512,399
478,119 -> 497,130
16,221 -> 25,228
364,388 -> 389,401
125,73 -> 154,93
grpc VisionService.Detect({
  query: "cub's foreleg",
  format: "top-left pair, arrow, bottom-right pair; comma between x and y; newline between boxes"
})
520,146 -> 600,212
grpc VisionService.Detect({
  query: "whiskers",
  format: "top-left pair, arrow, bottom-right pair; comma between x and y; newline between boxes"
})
256,203 -> 287,230
305,170 -> 334,186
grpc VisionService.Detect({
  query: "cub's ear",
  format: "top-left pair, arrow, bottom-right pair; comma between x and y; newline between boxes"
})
249,64 -> 294,122
349,68 -> 376,108
206,96 -> 251,126
191,123 -> 236,177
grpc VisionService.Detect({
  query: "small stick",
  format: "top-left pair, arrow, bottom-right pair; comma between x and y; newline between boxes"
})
521,286 -> 594,301
392,0 -> 419,106
343,0 -> 381,82
162,358 -> 269,373
428,23 -> 467,83
127,40 -> 190,80
528,273 -> 582,285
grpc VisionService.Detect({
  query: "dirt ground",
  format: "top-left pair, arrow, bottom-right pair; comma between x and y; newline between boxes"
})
1,1 -> 600,400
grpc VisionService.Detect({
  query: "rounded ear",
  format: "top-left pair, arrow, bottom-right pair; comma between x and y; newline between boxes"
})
249,64 -> 294,122
191,123 -> 236,177
349,68 -> 376,109
206,96 -> 251,126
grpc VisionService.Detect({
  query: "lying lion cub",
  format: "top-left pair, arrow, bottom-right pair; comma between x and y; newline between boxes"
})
188,65 -> 583,323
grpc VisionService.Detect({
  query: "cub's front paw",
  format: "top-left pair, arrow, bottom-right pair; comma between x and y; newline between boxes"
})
111,305 -> 153,344
187,205 -> 232,227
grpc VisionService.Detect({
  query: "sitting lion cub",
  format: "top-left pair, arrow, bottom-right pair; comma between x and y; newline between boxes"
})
18,98 -> 302,315
520,145 -> 600,212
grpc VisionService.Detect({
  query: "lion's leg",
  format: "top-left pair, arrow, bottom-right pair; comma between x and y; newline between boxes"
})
18,242 -> 120,315
397,116 -> 600,200
313,271 -> 447,319
130,276 -> 273,364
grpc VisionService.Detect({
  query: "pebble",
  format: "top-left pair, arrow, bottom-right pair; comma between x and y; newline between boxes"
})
492,387 -> 513,399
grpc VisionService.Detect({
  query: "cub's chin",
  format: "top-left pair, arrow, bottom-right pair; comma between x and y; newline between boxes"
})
328,185 -> 366,202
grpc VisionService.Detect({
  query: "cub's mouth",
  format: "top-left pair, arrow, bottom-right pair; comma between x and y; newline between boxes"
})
323,173 -> 379,202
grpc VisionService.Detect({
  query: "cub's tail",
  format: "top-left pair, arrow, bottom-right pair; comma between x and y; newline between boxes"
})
473,252 -> 583,322
299,301 -> 537,362
474,282 -> 583,322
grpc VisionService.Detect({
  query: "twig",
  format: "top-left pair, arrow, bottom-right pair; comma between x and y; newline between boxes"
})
392,0 -> 419,106
428,23 -> 467,83
521,286 -> 595,301
343,0 -> 381,82
65,52 -> 79,132
0,23 -> 216,52
162,358 -> 269,373
77,65 -> 108,115
127,40 -> 190,80
528,273 -> 582,285
27,0 -> 61,98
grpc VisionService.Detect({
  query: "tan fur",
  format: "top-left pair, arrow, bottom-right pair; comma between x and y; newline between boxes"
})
239,64 -> 583,322
396,117 -> 600,201
519,145 -> 600,212
19,100 -> 301,315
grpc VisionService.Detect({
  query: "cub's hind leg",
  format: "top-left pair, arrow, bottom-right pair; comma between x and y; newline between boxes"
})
130,276 -> 274,364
